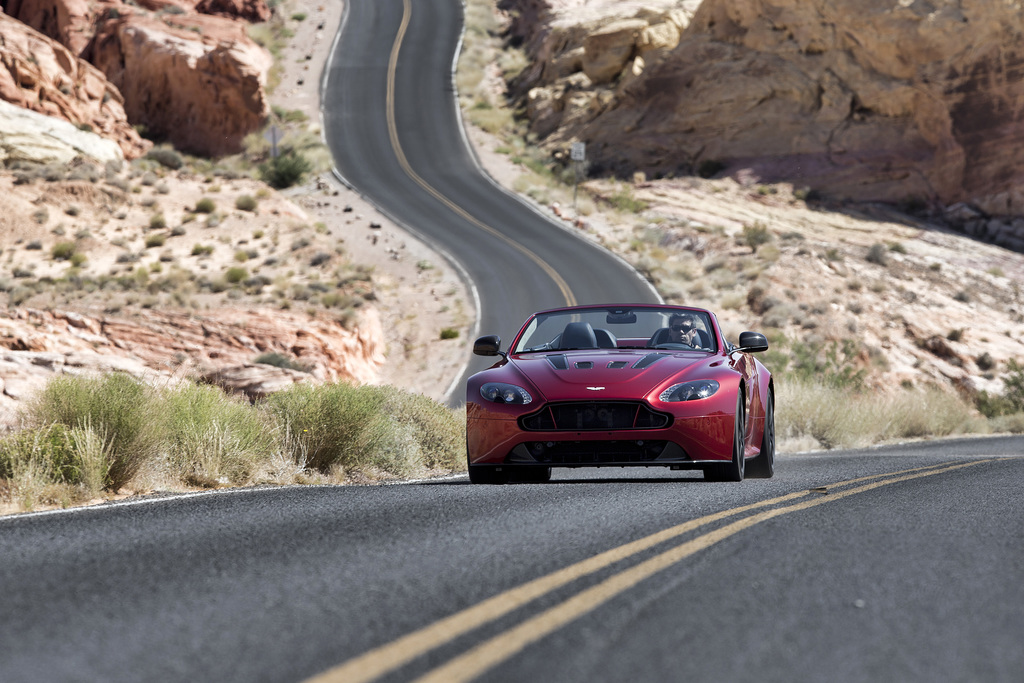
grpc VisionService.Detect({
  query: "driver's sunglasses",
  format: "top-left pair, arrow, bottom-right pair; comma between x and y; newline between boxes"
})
671,322 -> 693,331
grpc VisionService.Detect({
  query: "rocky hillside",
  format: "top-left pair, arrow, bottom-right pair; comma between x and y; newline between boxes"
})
464,0 -> 1024,404
0,0 -> 473,424
503,0 -> 1024,241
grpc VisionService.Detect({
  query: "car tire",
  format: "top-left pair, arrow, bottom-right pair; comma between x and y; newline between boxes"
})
705,391 -> 746,482
468,465 -> 509,485
510,466 -> 552,484
746,390 -> 775,479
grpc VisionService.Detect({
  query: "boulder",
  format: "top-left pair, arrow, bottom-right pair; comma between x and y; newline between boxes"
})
89,12 -> 272,156
0,99 -> 123,165
0,12 -> 147,159
5,0 -> 272,157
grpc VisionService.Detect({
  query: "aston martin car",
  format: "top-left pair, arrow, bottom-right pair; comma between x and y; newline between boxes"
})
465,304 -> 774,484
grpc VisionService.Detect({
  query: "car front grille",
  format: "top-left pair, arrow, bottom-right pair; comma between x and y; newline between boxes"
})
519,401 -> 671,431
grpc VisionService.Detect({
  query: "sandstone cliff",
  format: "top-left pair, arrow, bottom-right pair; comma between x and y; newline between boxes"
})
504,0 -> 1024,220
4,0 -> 272,157
0,11 -> 147,159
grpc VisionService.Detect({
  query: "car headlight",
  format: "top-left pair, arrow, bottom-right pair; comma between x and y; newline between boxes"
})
480,382 -> 533,405
659,380 -> 720,402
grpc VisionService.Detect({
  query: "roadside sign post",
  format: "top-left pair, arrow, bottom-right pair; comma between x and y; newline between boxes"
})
264,125 -> 282,159
570,142 -> 585,217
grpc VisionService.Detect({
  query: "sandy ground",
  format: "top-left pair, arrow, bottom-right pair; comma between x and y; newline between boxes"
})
271,0 -> 477,402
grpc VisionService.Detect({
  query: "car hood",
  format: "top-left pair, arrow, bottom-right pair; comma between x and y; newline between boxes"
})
509,350 -> 718,401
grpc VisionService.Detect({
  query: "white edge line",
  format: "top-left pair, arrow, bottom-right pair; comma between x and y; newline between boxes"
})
0,474 -> 471,522
320,0 -> 479,405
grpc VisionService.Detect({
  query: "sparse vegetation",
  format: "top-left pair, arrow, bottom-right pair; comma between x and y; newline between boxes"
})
1,375 -> 464,512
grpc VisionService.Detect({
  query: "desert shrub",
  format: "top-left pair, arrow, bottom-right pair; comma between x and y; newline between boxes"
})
742,222 -> 772,251
253,352 -> 311,372
145,233 -> 167,248
259,150 -> 312,189
192,243 -> 214,256
235,195 -> 258,212
266,383 -> 463,476
163,382 -> 274,486
51,242 -> 76,260
266,383 -> 387,473
195,197 -> 217,214
149,213 -> 167,230
440,328 -> 459,340
26,374 -> 164,491
866,243 -> 888,265
69,252 -> 88,267
146,147 -> 184,170
225,266 -> 248,284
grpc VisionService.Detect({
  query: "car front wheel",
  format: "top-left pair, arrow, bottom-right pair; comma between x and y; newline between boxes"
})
468,465 -> 509,485
705,391 -> 746,482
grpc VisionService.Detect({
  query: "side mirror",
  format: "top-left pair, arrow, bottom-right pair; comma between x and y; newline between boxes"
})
736,331 -> 769,353
473,335 -> 502,356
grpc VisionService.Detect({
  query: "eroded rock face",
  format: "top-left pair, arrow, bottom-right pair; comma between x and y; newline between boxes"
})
0,307 -> 386,422
5,0 -> 272,157
505,0 -> 1024,216
90,12 -> 272,156
0,12 -> 148,159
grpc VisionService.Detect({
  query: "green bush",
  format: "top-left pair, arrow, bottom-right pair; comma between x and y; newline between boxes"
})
164,382 -> 273,486
145,147 -> 184,170
225,266 -> 248,284
254,352 -> 312,372
145,233 -> 167,248
742,222 -> 772,252
259,150 -> 312,189
235,195 -> 258,212
51,242 -> 76,260
267,383 -> 389,473
195,197 -> 217,214
26,374 -> 163,491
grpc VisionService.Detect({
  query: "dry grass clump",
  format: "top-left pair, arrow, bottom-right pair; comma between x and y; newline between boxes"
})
776,378 -> 981,450
0,374 -> 465,513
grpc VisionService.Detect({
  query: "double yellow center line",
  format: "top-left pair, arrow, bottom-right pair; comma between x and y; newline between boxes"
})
308,458 -> 997,683
385,0 -> 576,306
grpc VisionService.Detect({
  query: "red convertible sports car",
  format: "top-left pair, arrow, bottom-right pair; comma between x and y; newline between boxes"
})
465,304 -> 774,484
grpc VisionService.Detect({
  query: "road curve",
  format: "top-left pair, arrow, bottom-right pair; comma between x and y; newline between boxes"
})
1,439 -> 1022,682
321,0 -> 660,389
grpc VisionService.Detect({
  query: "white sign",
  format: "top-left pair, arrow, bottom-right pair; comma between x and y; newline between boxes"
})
570,141 -> 586,162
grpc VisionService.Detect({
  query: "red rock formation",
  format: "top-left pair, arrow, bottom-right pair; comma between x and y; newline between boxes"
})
89,11 -> 272,156
5,0 -> 272,157
0,11 -> 149,159
0,307 -> 387,421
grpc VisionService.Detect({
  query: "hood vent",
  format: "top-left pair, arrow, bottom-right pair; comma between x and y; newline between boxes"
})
632,353 -> 669,370
575,361 -> 594,369
546,354 -> 569,370
607,361 -> 628,369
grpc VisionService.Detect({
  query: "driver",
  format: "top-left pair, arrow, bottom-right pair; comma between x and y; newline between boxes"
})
668,313 -> 700,346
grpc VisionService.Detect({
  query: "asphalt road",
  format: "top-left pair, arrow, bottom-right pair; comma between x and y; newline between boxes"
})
1,439 -> 1021,682
321,0 -> 660,388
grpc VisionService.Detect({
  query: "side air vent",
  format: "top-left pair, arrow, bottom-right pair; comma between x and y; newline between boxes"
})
546,354 -> 569,370
632,353 -> 669,370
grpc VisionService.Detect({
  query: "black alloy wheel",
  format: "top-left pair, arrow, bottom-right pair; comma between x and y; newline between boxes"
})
705,391 -> 746,482
747,389 -> 775,479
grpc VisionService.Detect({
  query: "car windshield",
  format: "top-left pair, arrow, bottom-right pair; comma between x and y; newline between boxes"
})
511,307 -> 717,354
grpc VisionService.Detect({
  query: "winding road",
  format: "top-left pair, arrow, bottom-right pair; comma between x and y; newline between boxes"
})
1,2 -> 1022,683
321,0 -> 659,387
